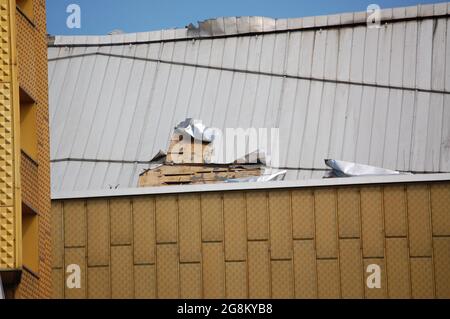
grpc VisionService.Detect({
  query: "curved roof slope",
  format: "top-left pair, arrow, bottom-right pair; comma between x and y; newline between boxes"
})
49,2 -> 450,192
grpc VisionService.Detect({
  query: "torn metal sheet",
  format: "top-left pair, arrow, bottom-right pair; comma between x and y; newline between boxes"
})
324,159 -> 409,178
225,170 -> 287,183
175,118 -> 217,143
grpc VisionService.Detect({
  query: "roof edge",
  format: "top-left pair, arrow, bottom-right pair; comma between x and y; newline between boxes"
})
52,173 -> 450,200
49,2 -> 450,47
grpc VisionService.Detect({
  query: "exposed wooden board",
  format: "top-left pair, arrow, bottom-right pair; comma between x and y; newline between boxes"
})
433,238 -> 450,298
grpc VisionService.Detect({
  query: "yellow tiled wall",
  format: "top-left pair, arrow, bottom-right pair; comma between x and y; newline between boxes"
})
52,182 -> 450,299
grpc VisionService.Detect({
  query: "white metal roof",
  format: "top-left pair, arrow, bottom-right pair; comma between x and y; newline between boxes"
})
49,2 -> 450,193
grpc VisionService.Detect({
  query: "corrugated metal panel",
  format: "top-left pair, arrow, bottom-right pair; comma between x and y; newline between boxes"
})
49,5 -> 450,192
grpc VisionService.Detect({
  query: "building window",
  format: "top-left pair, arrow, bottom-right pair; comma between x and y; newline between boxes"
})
20,89 -> 38,161
22,204 -> 39,274
16,0 -> 34,21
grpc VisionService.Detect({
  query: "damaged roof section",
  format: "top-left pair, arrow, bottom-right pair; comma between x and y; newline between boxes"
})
49,3 -> 450,192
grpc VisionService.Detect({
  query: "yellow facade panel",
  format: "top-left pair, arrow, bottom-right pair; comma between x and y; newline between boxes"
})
202,242 -> 225,298
64,248 -> 86,299
156,244 -> 179,298
410,258 -> 435,299
110,198 -> 132,245
224,193 -> 247,261
132,197 -> 155,265
339,239 -> 363,299
63,200 -> 86,248
201,193 -> 223,242
430,184 -> 450,236
317,259 -> 340,299
433,238 -> 450,298
407,185 -> 432,257
87,266 -> 110,299
155,196 -> 178,244
360,187 -> 384,258
269,191 -> 293,259
246,191 -> 269,240
363,259 -> 387,299
271,260 -> 294,299
134,264 -> 156,299
337,188 -> 361,239
314,189 -> 338,258
386,238 -> 411,298
180,263 -> 202,299
111,245 -> 133,299
292,190 -> 315,240
247,241 -> 270,299
383,186 -> 407,237
51,202 -> 63,268
178,194 -> 201,263
293,240 -> 317,299
52,268 -> 63,299
225,262 -> 248,299
87,200 -> 109,266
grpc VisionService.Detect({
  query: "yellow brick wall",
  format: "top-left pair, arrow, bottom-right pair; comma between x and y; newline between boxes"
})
14,0 -> 51,299
52,182 -> 450,299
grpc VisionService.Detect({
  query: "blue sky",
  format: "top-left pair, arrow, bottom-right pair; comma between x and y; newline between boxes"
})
47,0 -> 447,35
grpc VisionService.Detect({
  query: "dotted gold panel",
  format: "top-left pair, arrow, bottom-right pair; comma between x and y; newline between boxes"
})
386,238 -> 411,298
383,186 -> 407,237
246,192 -> 268,240
202,243 -> 225,299
155,196 -> 178,244
64,248 -> 86,299
225,262 -> 247,299
407,185 -> 432,257
337,188 -> 361,238
111,246 -> 133,299
156,244 -> 179,299
0,84 -> 14,209
110,198 -> 132,245
433,238 -> 450,298
364,259 -> 387,299
51,202 -> 63,268
339,239 -> 363,299
132,197 -> 155,264
410,258 -> 435,299
20,153 -> 39,210
314,189 -> 338,258
271,260 -> 294,299
430,184 -> 450,236
134,264 -> 156,299
360,188 -> 384,258
269,191 -> 293,259
247,241 -> 270,299
293,240 -> 317,299
180,263 -> 201,299
178,194 -> 201,263
87,200 -> 109,266
87,266 -> 110,299
0,207 -> 14,268
223,193 -> 247,261
201,193 -> 223,242
63,200 -> 86,248
317,259 -> 340,299
52,268 -> 63,299
292,190 -> 315,240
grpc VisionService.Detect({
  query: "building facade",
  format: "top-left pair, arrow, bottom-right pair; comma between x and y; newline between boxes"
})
0,0 -> 50,299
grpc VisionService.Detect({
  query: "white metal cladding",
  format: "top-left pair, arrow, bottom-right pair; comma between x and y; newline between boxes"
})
49,3 -> 450,192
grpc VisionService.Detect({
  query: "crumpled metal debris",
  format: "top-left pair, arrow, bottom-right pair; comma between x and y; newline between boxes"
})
175,118 -> 217,143
324,159 -> 409,178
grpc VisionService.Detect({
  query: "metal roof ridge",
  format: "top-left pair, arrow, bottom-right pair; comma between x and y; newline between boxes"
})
49,2 -> 450,47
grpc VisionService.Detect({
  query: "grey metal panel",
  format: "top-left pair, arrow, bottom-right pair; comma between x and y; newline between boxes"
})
49,10 -> 450,192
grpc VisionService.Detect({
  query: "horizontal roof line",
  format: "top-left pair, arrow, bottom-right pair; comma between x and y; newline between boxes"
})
52,173 -> 450,200
48,9 -> 450,47
48,52 -> 450,95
